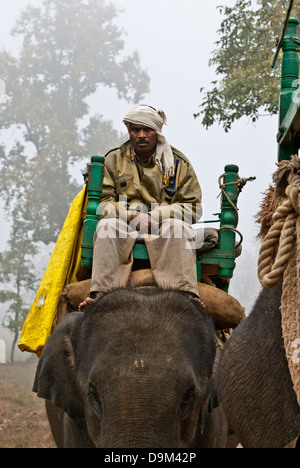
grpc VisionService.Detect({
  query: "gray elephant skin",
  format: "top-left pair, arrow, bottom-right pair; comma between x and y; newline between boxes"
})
33,288 -> 228,448
219,283 -> 300,448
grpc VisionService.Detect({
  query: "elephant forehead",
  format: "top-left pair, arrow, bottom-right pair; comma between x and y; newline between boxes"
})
132,356 -> 175,369
133,356 -> 177,366
133,358 -> 145,369
98,353 -> 193,380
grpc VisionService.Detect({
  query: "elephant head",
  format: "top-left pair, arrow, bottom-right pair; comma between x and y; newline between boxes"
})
33,288 -> 227,448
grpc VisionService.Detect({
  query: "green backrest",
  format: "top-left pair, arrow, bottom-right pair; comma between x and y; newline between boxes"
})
277,18 -> 300,161
81,156 -> 105,269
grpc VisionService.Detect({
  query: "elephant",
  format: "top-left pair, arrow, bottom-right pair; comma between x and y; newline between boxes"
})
219,282 -> 300,448
33,287 -> 228,448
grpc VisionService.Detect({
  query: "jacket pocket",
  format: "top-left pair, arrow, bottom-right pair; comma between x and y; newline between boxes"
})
115,174 -> 136,198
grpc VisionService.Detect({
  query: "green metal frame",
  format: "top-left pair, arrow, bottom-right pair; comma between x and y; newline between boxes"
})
196,165 -> 241,289
277,18 -> 300,161
81,156 -> 105,269
81,159 -> 246,292
132,164 -> 242,292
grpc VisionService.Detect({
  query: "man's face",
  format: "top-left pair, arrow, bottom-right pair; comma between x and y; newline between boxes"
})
129,124 -> 158,160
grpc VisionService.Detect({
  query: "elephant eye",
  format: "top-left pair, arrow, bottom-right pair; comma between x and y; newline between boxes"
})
178,386 -> 196,419
88,383 -> 103,417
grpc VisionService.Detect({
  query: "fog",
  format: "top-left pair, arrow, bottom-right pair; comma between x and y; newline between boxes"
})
0,0 -> 280,357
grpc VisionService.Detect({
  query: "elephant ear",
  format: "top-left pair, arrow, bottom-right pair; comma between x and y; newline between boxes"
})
33,312 -> 86,429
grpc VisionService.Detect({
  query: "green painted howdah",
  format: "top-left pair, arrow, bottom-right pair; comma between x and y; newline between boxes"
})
81,158 -> 247,292
278,18 -> 300,161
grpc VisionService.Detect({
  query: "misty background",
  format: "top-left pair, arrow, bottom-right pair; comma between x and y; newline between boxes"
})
0,0 -> 279,361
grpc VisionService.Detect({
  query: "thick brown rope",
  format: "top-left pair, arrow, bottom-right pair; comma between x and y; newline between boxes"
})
258,183 -> 300,288
257,158 -> 300,406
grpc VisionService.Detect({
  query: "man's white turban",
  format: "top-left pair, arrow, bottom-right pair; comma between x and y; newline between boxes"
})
123,105 -> 175,179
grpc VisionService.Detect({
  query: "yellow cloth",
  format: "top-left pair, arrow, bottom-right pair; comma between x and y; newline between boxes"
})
18,186 -> 87,357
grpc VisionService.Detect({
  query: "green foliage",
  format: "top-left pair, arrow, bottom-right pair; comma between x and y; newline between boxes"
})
195,0 -> 300,131
0,204 -> 38,362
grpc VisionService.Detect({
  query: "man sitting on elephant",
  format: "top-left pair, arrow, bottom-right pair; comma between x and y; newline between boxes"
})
79,105 -> 202,309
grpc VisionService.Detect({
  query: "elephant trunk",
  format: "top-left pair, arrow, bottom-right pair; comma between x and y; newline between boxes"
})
102,416 -> 176,448
101,409 -> 177,448
99,378 -> 181,448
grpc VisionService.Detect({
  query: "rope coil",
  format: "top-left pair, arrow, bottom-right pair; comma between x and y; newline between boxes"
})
257,155 -> 300,406
258,184 -> 300,288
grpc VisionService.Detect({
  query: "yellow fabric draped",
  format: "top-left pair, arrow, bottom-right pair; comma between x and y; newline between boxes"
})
18,186 -> 87,357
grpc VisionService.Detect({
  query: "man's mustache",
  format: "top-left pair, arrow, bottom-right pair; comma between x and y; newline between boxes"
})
137,139 -> 149,144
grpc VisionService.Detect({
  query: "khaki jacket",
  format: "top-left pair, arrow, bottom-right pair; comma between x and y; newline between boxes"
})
99,140 -> 202,224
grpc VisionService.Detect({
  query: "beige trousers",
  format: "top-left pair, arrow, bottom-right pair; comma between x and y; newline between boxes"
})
91,218 -> 199,297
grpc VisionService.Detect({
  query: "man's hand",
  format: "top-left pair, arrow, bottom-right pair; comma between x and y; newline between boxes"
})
130,211 -> 159,235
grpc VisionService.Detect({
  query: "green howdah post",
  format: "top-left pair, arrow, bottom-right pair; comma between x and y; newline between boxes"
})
279,17 -> 300,161
218,165 -> 239,279
81,156 -> 105,269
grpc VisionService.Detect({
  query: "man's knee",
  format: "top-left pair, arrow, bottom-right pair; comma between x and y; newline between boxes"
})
95,218 -> 117,240
161,218 -> 196,240
95,217 -> 138,242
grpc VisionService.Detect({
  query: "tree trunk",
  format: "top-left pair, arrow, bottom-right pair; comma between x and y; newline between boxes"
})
10,278 -> 21,364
